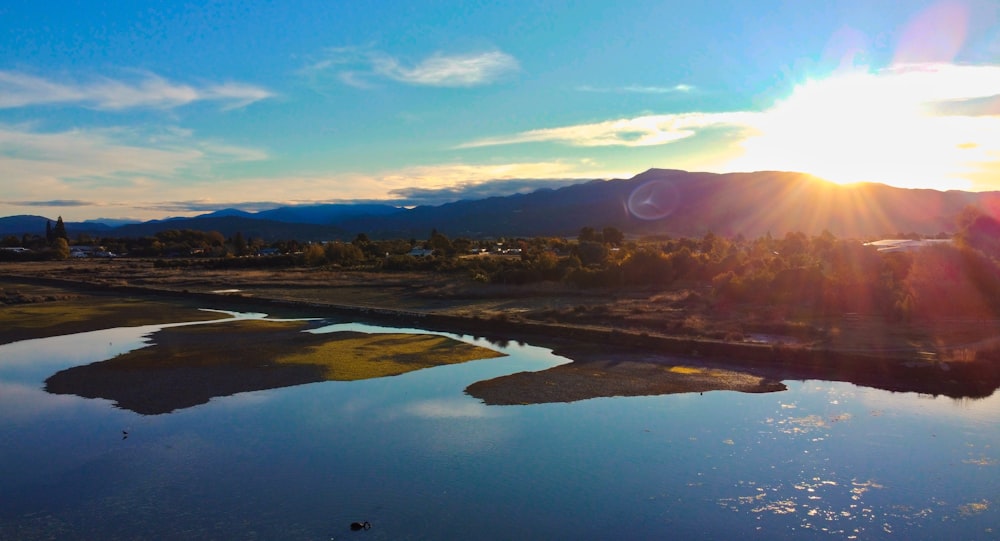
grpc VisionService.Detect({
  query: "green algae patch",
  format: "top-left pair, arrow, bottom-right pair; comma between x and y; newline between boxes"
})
0,297 -> 223,345
44,319 -> 506,414
280,332 -> 506,380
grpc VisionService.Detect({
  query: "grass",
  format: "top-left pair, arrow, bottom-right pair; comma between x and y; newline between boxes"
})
112,320 -> 505,379
280,332 -> 506,380
44,318 -> 507,414
0,295 -> 221,344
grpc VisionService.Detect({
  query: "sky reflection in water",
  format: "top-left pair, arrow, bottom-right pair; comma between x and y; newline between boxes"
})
0,315 -> 997,540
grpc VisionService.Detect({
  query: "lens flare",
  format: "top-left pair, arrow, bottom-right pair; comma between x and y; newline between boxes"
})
627,180 -> 680,220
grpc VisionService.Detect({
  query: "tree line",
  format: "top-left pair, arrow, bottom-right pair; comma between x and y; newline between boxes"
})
5,209 -> 1000,321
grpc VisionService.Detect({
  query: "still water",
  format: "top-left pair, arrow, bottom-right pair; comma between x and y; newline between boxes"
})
1,314 -> 997,540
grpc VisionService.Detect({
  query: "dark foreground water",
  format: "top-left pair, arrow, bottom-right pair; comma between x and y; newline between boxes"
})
1,315 -> 997,540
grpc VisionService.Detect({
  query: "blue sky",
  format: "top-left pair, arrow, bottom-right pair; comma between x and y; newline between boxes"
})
2,0 -> 1000,221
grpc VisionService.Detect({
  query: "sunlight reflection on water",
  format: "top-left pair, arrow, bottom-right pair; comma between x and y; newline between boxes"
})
0,314 -> 997,539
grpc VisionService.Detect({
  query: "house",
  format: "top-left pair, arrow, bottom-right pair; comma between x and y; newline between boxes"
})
406,248 -> 435,257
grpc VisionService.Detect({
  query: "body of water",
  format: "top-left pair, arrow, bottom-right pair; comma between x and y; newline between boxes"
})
1,314 -> 997,540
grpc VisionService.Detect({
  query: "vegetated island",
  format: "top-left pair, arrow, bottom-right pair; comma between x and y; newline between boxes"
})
43,319 -> 505,415
5,215 -> 1000,407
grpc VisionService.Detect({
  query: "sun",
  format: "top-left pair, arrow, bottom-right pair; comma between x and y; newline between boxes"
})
727,65 -> 999,191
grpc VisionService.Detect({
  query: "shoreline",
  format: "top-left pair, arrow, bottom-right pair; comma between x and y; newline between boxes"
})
4,266 -> 1000,401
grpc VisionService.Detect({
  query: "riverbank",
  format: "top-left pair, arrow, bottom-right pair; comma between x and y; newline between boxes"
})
3,260 -> 1000,400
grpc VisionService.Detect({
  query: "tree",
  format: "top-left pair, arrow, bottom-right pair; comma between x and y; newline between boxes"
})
232,232 -> 248,256
622,248 -> 672,285
428,229 -> 453,256
575,241 -> 608,266
325,242 -> 363,265
602,227 -> 624,246
53,216 -> 68,241
303,244 -> 326,266
51,237 -> 70,260
578,226 -> 599,243
956,207 -> 1000,258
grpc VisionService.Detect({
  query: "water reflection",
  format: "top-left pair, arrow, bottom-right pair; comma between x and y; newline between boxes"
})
1,317 -> 999,539
39,319 -> 516,415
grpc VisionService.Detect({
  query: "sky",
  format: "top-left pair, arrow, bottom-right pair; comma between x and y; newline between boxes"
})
2,0 -> 1000,222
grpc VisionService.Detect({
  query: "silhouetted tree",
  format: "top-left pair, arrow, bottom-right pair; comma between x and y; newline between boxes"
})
602,227 -> 624,246
575,241 -> 608,266
428,229 -> 454,256
578,226 -> 599,243
232,232 -> 248,256
53,216 -> 68,241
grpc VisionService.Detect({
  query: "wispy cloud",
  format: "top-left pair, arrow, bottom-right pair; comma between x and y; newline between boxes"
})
0,71 -> 274,110
372,51 -> 519,86
0,154 -> 635,220
0,123 -> 269,203
387,178 -> 591,206
374,161 -> 625,191
201,161 -> 620,205
457,112 -> 755,148
576,84 -> 694,94
460,62 -> 1000,191
9,199 -> 93,207
301,47 -> 519,88
131,200 -> 288,214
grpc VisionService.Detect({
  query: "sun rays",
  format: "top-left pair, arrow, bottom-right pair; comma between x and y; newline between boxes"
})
727,64 -> 1000,191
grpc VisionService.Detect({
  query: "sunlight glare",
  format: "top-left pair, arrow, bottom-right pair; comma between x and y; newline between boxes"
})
728,64 -> 1000,191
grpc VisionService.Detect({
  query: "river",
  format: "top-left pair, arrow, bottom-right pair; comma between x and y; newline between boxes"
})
0,314 -> 997,540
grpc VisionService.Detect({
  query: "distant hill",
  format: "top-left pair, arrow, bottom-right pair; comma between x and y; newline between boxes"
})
107,216 -> 346,242
1,215 -> 125,238
3,170 -> 997,241
254,203 -> 402,225
336,169 -> 989,239
0,215 -> 51,237
195,208 -> 256,219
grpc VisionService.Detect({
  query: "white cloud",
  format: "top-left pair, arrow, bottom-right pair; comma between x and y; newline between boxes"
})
373,161 -> 629,191
372,50 -> 519,87
205,82 -> 276,110
460,62 -> 1000,191
576,84 -> 694,94
0,71 -> 274,110
0,124 -> 268,202
157,161 -> 623,205
0,160 -> 624,220
458,112 -> 755,148
400,399 -> 497,419
303,47 -> 519,88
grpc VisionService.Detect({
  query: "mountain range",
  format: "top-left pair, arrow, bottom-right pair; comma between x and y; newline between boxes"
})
2,169 -> 993,242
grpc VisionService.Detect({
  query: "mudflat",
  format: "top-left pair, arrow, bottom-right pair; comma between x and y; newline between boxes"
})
43,319 -> 504,414
3,259 -> 1000,403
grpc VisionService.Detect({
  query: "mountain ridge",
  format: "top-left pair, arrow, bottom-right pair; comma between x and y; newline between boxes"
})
2,169 -> 996,241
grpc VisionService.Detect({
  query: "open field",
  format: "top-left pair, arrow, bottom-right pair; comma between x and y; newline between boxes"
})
4,259 -> 1000,401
